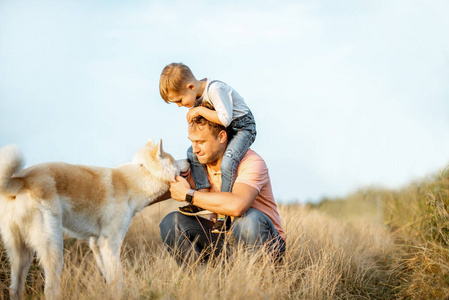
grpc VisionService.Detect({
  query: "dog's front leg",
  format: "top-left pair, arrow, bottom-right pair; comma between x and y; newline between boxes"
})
97,236 -> 124,295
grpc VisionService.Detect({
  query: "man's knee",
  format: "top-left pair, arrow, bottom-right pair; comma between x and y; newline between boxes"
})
160,211 -> 184,243
231,209 -> 266,245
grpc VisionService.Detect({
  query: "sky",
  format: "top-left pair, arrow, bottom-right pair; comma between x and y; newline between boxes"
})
1,0 -> 448,203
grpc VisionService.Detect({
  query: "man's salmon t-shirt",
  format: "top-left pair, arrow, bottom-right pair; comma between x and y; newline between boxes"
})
188,149 -> 286,240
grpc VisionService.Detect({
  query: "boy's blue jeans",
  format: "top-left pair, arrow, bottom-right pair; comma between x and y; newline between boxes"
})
159,208 -> 286,265
187,111 -> 257,192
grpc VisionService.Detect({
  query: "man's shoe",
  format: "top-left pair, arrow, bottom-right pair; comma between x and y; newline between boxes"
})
211,217 -> 231,234
178,204 -> 212,216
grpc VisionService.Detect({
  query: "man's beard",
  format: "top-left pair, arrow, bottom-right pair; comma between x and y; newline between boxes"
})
197,150 -> 220,165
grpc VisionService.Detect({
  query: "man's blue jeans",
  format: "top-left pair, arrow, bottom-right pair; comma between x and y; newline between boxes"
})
159,208 -> 286,265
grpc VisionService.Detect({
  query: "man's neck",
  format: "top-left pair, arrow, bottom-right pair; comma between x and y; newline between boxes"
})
207,154 -> 223,173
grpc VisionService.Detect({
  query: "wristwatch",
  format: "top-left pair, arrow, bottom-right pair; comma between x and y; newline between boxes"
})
185,189 -> 195,204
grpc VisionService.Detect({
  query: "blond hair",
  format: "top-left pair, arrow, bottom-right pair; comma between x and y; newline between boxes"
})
159,63 -> 195,103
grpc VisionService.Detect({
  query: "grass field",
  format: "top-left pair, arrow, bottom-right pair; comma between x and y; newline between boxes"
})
1,167 -> 448,299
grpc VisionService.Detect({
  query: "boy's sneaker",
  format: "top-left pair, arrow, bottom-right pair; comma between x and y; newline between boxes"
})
178,204 -> 212,216
211,217 -> 231,234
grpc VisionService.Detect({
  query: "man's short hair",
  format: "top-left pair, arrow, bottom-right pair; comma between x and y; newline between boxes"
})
159,63 -> 195,103
189,102 -> 234,139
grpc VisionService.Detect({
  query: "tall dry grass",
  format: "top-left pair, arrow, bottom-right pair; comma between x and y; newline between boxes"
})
314,166 -> 449,299
0,198 -> 401,299
381,168 -> 449,299
3,171 -> 448,299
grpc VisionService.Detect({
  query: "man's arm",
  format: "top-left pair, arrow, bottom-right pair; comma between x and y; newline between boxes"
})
170,176 -> 258,217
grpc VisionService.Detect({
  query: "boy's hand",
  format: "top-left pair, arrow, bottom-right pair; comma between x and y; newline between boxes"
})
186,107 -> 204,123
187,106 -> 224,126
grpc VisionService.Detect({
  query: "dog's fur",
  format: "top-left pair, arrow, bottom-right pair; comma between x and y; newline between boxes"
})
0,139 -> 188,300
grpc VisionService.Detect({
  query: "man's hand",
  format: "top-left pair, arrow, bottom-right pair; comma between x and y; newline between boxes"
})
169,175 -> 192,202
186,107 -> 204,123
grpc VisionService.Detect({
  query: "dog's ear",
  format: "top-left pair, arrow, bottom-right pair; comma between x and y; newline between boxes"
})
158,139 -> 163,155
145,138 -> 155,148
150,139 -> 164,159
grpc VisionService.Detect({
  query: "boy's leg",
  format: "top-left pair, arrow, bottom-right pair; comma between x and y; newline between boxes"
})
179,147 -> 212,215
231,208 -> 286,260
160,211 -> 226,266
187,146 -> 210,190
220,129 -> 256,193
213,129 -> 256,233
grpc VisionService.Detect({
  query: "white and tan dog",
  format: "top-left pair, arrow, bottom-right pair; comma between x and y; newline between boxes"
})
0,139 -> 188,300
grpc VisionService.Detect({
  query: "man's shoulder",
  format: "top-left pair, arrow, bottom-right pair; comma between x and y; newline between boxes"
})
242,149 -> 262,159
235,149 -> 269,189
239,149 -> 267,169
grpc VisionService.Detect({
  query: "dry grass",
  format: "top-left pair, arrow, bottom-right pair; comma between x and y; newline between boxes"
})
381,168 -> 449,299
313,166 -> 449,299
3,171 -> 448,299
0,197 -> 402,299
6,165 -> 447,300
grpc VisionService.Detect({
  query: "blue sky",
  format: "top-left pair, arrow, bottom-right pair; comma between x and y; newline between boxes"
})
1,0 -> 448,203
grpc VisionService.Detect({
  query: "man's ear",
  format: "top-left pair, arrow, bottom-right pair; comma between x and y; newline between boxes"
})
218,130 -> 228,144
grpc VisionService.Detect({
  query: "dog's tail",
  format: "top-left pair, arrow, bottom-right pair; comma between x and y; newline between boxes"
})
0,145 -> 25,197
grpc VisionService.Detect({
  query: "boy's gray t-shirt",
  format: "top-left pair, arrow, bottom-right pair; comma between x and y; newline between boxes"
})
194,78 -> 250,127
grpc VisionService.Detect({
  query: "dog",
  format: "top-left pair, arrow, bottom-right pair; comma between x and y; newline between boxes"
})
0,139 -> 188,300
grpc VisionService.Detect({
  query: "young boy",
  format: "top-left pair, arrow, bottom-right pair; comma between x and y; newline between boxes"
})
159,63 -> 256,233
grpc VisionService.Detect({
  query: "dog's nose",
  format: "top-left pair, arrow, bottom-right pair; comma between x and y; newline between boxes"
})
175,159 -> 190,173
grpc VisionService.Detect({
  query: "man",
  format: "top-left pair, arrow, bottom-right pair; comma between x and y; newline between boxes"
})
160,116 -> 286,265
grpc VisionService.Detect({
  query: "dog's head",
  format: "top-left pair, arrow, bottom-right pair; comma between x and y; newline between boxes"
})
132,139 -> 189,182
